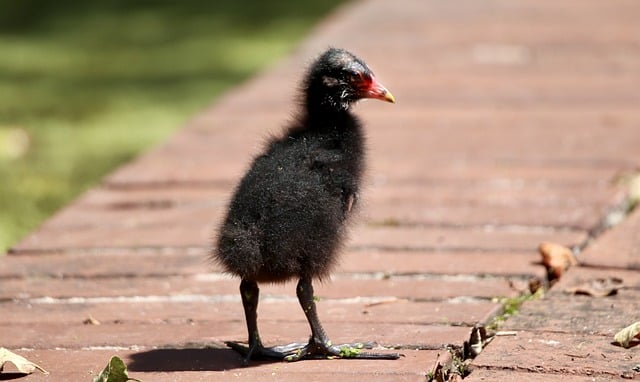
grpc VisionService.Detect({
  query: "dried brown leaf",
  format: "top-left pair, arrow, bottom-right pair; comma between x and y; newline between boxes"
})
564,277 -> 623,297
539,242 -> 578,280
83,315 -> 101,325
0,348 -> 48,375
430,362 -> 446,382
614,322 -> 640,348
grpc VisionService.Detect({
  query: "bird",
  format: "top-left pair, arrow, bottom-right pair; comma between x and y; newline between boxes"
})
214,47 -> 398,362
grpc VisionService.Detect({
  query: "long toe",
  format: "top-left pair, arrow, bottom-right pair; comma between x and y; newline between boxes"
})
226,341 -> 309,362
225,341 -> 251,357
226,341 -> 257,365
283,339 -> 402,362
266,342 -> 308,356
335,342 -> 403,360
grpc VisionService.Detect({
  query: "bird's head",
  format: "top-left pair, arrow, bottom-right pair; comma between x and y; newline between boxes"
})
304,48 -> 394,113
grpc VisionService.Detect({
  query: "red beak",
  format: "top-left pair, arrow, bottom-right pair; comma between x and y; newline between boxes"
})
362,76 -> 395,103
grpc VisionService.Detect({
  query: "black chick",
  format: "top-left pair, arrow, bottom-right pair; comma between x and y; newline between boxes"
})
215,47 -> 397,362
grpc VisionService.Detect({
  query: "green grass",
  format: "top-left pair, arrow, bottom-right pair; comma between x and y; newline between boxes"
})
487,288 -> 544,331
0,0 -> 344,253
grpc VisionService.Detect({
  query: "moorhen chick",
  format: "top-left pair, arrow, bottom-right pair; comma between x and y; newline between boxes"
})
215,47 -> 398,362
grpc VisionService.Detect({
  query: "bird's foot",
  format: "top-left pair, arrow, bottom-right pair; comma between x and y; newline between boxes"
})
226,341 -> 307,364
283,338 -> 402,362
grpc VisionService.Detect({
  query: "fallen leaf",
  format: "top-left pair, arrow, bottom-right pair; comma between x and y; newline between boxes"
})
83,315 -> 101,325
564,277 -> 624,297
93,356 -> 141,382
0,348 -> 48,375
539,242 -> 578,281
614,322 -> 640,349
430,362 -> 446,382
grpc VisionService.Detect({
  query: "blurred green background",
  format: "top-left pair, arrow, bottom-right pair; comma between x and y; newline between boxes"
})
0,0 -> 343,253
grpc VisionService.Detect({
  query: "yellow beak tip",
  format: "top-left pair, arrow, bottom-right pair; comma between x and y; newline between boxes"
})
384,91 -> 396,103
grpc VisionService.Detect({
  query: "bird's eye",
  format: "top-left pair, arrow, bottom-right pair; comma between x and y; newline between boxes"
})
348,71 -> 362,83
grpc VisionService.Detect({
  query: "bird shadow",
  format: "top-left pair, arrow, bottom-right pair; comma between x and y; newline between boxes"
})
127,347 -> 279,372
611,340 -> 640,349
0,373 -> 26,381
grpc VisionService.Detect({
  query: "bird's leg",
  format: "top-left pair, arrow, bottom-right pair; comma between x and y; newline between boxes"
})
226,278 -> 401,363
284,278 -> 402,362
226,279 -> 307,363
226,279 -> 263,362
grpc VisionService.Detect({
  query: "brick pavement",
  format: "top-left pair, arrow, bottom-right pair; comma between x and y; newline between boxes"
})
2,0 -> 640,380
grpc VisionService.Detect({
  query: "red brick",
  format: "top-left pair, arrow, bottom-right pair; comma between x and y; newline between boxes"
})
1,320 -> 470,351
350,226 -> 587,253
554,266 -> 640,291
366,180 -> 619,210
11,222 -> 588,254
1,248 -> 545,279
340,250 -> 547,278
368,203 -> 606,230
0,249 -> 209,278
1,299 -> 500,327
0,274 -> 518,300
502,290 -> 640,337
578,206 -> 640,269
471,331 -> 638,378
466,369 -> 618,382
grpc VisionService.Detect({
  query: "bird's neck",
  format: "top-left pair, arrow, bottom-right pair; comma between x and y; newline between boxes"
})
302,108 -> 356,132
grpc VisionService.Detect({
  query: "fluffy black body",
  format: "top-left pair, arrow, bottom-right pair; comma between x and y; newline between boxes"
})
216,51 -> 366,282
